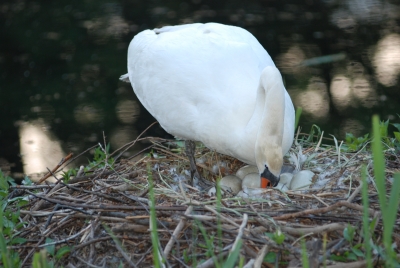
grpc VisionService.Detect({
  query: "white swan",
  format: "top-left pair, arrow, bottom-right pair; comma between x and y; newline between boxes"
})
121,23 -> 295,187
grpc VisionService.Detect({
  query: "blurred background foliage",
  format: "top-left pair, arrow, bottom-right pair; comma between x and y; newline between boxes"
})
1,0 -> 400,177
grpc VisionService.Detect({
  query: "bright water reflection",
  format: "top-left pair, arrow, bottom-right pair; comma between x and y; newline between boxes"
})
18,120 -> 65,182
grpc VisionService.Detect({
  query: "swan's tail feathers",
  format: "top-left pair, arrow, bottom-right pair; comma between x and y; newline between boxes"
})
119,74 -> 130,83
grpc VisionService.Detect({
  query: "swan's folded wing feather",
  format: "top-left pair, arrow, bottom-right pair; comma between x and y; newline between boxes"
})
119,74 -> 130,83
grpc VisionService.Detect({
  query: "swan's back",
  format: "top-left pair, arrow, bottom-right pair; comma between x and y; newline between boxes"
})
127,23 -> 292,164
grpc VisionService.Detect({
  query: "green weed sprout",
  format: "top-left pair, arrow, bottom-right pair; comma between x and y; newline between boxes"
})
295,107 -> 302,130
361,165 -> 372,268
147,163 -> 165,267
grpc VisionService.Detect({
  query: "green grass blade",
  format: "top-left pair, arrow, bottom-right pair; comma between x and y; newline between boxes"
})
216,178 -> 223,251
0,235 -> 12,268
32,249 -> 52,268
295,107 -> 303,130
191,225 -> 198,266
361,165 -> 372,268
372,115 -> 400,266
197,219 -> 220,268
148,163 -> 162,268
371,116 -> 387,217
384,173 -> 400,250
0,204 -> 13,268
300,239 -> 309,268
223,240 -> 242,268
379,119 -> 389,138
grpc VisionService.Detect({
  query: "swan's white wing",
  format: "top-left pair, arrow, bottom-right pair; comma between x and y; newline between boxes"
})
128,23 -> 273,141
283,92 -> 295,155
127,23 -> 294,164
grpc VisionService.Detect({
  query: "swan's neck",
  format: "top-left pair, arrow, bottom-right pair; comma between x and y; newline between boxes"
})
253,66 -> 285,176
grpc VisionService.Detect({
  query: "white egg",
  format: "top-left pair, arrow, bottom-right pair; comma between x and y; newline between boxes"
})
289,170 -> 314,190
235,165 -> 259,180
219,175 -> 242,194
241,173 -> 260,188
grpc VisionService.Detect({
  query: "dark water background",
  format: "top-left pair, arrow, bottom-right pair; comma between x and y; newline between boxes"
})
1,0 -> 400,178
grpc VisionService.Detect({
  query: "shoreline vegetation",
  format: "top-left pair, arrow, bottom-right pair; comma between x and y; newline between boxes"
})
1,115 -> 400,267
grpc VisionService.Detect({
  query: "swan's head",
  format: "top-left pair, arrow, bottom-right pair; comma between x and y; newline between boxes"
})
250,66 -> 287,188
255,66 -> 286,188
256,146 -> 283,187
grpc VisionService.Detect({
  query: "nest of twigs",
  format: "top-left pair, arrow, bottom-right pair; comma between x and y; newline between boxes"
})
8,133 -> 400,267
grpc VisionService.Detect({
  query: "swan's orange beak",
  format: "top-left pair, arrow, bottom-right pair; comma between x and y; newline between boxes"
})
260,166 -> 280,188
261,177 -> 273,188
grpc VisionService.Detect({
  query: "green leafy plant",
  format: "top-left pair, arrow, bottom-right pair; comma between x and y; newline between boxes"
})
32,249 -> 53,268
342,117 -> 400,152
306,124 -> 322,143
0,170 -> 71,268
343,224 -> 356,244
391,122 -> 400,151
61,168 -> 77,183
62,144 -> 115,182
379,119 -> 389,138
264,230 -> 285,245
392,123 -> 400,142
342,225 -> 366,262
0,210 -> 22,268
84,144 -> 115,170
375,118 -> 400,149
344,133 -> 369,151
0,170 -> 26,268
330,229 -> 365,262
349,244 -> 364,260
330,250 -> 359,262
42,238 -> 70,265
263,252 -> 277,263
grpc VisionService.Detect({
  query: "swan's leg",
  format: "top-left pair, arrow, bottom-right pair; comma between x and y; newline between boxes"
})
185,140 -> 201,186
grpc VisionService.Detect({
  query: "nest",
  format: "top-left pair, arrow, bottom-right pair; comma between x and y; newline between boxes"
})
7,132 -> 400,267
